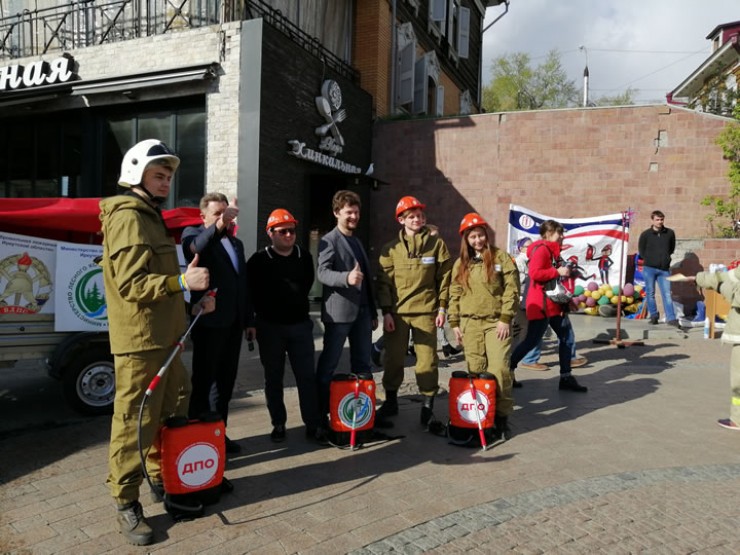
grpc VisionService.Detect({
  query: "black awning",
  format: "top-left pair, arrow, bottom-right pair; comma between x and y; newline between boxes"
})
0,62 -> 219,106
71,63 -> 219,96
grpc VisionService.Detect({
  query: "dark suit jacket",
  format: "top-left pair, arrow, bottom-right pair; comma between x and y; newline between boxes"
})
317,226 -> 376,324
181,224 -> 251,328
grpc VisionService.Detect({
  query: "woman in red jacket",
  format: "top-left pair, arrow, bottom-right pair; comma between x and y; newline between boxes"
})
510,220 -> 588,392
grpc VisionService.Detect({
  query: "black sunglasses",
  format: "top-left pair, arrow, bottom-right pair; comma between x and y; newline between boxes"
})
275,228 -> 296,236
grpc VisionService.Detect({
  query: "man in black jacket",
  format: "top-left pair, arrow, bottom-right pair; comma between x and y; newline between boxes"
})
246,209 -> 324,443
182,193 -> 251,454
638,210 -> 678,326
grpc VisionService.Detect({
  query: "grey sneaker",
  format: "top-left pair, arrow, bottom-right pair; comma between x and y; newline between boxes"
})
116,501 -> 153,546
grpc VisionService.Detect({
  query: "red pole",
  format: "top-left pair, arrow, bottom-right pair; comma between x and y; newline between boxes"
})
615,212 -> 627,341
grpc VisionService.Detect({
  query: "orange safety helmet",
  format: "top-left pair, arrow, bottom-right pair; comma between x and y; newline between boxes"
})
459,212 -> 488,235
266,208 -> 298,232
395,195 -> 426,218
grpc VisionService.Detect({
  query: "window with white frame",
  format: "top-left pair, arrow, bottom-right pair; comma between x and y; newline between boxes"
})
395,23 -> 417,111
460,90 -> 473,115
436,85 -> 445,116
458,6 -> 470,59
413,51 -> 442,115
428,0 -> 446,41
447,0 -> 459,54
429,1 -> 470,59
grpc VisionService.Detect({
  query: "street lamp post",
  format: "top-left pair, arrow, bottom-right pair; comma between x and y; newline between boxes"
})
579,45 -> 589,107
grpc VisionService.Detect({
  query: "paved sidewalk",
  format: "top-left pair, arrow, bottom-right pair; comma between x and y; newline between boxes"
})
2,314 -> 740,554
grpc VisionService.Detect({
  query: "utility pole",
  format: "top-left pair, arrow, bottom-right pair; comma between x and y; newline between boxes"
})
579,45 -> 589,107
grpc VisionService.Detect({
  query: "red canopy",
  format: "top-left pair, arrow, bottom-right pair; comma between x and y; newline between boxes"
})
0,198 -> 201,243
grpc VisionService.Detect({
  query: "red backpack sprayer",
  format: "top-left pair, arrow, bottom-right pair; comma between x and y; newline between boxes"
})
328,373 -> 376,449
446,371 -> 497,450
137,289 -> 227,519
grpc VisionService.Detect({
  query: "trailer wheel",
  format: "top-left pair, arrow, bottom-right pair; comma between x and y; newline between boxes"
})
63,347 -> 115,415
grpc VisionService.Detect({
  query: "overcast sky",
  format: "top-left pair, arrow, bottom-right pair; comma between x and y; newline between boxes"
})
482,1 -> 739,104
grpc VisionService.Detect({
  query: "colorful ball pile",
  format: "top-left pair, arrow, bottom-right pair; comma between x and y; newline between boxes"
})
576,282 -> 643,315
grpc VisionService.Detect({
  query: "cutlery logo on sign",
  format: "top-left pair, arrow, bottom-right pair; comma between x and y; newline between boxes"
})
314,80 -> 346,155
287,80 -> 361,174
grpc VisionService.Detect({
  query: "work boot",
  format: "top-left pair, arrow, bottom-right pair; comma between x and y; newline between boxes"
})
270,424 -> 286,442
559,375 -> 588,392
420,395 -> 435,426
116,501 -> 154,546
442,344 -> 462,357
494,415 -> 512,441
376,390 -> 398,418
225,436 -> 242,454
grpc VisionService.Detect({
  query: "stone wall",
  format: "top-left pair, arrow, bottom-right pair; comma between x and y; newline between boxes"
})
370,105 -> 737,271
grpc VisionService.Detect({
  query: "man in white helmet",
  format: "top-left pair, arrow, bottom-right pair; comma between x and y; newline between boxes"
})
99,139 -> 212,545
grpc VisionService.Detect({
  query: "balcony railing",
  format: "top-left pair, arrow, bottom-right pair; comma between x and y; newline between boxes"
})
0,0 -> 358,83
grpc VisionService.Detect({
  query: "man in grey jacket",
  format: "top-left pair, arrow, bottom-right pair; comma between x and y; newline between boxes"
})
315,190 -> 378,419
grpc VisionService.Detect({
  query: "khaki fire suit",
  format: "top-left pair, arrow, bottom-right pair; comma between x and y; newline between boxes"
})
376,227 -> 452,396
100,193 -> 191,504
447,249 -> 519,416
696,268 -> 740,426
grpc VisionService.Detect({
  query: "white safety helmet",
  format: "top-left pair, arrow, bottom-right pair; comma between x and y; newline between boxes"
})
118,139 -> 180,187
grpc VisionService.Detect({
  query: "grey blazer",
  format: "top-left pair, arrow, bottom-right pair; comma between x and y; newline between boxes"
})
317,226 -> 376,323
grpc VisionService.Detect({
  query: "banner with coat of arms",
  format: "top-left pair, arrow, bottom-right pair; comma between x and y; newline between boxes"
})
0,232 -> 106,331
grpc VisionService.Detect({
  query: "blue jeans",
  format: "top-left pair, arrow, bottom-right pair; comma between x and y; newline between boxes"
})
643,266 -> 676,321
521,320 -> 577,363
511,315 -> 575,376
316,305 -> 373,416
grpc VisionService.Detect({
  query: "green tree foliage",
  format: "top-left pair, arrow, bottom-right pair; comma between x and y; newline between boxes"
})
702,104 -> 740,238
482,50 -> 579,112
690,70 -> 739,117
593,88 -> 636,107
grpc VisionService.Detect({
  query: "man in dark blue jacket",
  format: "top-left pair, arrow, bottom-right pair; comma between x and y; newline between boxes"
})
182,193 -> 251,454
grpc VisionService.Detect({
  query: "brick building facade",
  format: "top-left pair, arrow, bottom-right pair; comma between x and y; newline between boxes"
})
369,105 -> 738,269
0,18 -> 373,254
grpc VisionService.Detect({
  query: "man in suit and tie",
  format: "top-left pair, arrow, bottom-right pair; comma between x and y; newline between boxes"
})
182,193 -> 252,454
316,190 -> 378,419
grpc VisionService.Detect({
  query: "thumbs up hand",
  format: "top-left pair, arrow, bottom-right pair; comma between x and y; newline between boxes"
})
347,261 -> 364,287
221,197 -> 239,230
183,253 -> 210,291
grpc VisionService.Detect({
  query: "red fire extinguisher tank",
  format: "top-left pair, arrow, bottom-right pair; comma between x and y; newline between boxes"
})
448,372 -> 496,430
329,373 -> 376,433
160,419 -> 226,496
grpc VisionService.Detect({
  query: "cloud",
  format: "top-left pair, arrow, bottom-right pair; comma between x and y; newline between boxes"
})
483,0 -> 739,103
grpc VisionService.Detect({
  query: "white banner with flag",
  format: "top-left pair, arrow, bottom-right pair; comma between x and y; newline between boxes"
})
507,204 -> 629,288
